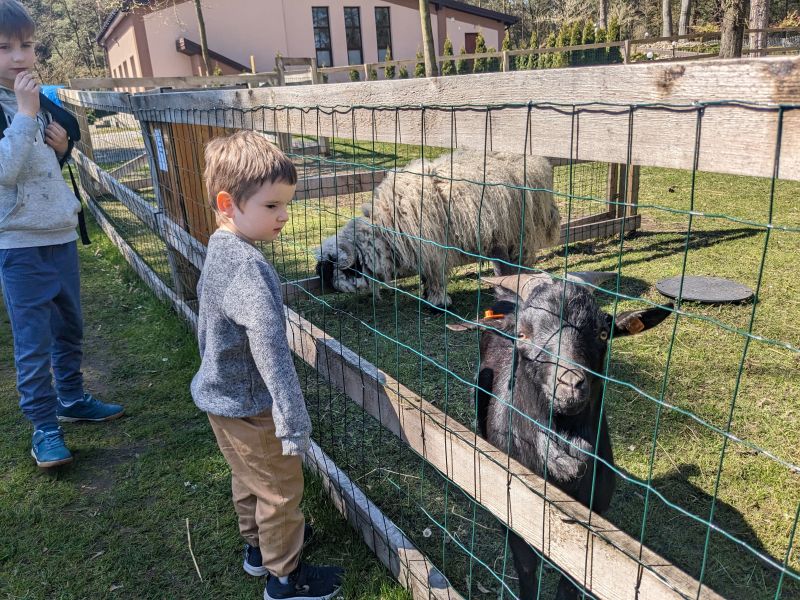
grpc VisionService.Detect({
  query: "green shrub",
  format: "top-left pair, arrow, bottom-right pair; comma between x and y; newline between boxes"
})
473,32 -> 488,73
607,17 -> 622,63
414,49 -> 425,77
456,47 -> 468,74
526,31 -> 539,69
367,66 -> 377,80
398,64 -> 409,79
582,21 -> 595,65
384,47 -> 395,79
500,31 -> 512,70
441,37 -> 455,75
349,69 -> 360,82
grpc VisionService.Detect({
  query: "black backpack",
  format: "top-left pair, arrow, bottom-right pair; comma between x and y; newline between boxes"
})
0,92 -> 90,245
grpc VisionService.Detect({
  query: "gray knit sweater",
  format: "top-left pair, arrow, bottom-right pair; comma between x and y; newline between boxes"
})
190,229 -> 311,456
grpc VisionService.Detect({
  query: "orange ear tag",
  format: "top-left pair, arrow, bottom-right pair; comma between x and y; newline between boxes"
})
483,309 -> 506,320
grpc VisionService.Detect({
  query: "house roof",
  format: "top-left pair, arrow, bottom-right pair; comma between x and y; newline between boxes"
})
430,1 -> 518,26
96,0 -> 151,43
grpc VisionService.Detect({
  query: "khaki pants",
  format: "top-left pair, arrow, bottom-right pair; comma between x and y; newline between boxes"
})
208,409 -> 305,577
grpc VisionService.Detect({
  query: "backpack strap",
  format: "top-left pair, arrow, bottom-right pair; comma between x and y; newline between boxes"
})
0,105 -> 7,139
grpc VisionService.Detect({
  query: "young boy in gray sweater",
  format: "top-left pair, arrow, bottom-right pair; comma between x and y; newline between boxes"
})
0,0 -> 123,469
192,130 -> 343,600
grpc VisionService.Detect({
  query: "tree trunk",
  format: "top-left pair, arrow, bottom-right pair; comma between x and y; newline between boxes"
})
662,0 -> 674,37
748,0 -> 770,57
719,0 -> 748,58
193,0 -> 211,76
678,0 -> 692,35
418,0 -> 439,77
598,0 -> 609,29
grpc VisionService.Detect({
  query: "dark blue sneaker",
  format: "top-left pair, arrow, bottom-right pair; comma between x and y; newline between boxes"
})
245,524 -> 315,577
31,426 -> 73,468
264,562 -> 343,600
57,394 -> 124,423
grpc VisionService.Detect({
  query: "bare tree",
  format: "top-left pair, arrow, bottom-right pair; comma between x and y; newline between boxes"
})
678,0 -> 692,35
193,0 -> 210,76
719,0 -> 748,58
599,0 -> 609,29
748,0 -> 770,57
418,0 -> 439,77
662,0 -> 674,36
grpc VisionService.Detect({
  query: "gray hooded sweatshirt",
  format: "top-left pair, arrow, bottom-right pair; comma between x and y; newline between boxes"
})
0,85 -> 80,250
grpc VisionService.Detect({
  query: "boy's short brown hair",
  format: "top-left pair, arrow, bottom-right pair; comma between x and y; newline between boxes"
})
0,0 -> 35,40
204,130 -> 297,212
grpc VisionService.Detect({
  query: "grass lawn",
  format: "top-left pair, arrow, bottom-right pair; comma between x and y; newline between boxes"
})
6,133 -> 797,599
0,220 -> 412,600
270,161 -> 800,600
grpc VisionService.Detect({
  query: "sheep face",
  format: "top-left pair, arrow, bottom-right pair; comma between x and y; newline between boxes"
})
513,283 -> 612,416
315,219 -> 373,294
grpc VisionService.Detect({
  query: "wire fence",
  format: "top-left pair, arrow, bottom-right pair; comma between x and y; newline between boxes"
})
60,58 -> 800,600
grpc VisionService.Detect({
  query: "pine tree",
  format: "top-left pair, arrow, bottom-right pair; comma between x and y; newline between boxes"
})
473,32 -> 489,73
399,64 -> 409,79
384,46 -> 395,79
608,17 -> 622,63
569,21 -> 583,65
541,32 -> 557,68
582,21 -> 595,65
501,30 -> 512,70
456,47 -> 468,75
441,37 -> 455,75
526,31 -> 539,70
554,24 -> 569,68
368,66 -> 378,80
414,49 -> 426,77
595,27 -> 607,65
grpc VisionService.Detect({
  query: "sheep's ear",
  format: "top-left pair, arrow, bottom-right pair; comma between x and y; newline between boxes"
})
612,303 -> 674,337
446,310 -> 518,333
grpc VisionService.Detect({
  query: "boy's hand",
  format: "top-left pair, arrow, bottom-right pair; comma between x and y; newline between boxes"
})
45,122 -> 69,158
14,71 -> 40,118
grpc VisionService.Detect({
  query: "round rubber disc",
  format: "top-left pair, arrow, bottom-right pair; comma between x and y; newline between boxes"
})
656,276 -> 754,304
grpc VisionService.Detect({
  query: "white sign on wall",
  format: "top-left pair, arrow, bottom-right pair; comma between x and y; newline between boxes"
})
153,128 -> 168,172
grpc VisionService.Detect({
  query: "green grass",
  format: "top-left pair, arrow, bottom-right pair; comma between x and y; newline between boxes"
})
271,164 -> 800,599
0,221 -> 412,600
7,152 -> 797,599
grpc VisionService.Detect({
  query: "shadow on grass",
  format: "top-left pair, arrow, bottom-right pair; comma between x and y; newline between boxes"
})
609,463 -> 800,600
559,227 -> 764,275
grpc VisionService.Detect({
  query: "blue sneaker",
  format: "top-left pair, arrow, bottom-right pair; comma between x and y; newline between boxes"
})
264,562 -> 343,600
57,394 -> 124,423
245,524 -> 315,577
31,427 -> 73,468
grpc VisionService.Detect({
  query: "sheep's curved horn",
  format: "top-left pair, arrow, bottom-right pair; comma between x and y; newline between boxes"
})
482,273 -> 553,300
565,271 -> 617,291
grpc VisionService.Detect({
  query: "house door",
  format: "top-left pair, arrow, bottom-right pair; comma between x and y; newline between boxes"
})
465,33 -> 477,54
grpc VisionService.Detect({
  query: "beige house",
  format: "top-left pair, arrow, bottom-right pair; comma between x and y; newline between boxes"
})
97,0 -> 516,79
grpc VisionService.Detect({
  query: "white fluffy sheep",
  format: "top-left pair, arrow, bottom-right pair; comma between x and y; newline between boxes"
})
315,150 -> 561,308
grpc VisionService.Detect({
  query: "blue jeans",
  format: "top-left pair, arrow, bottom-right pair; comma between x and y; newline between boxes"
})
0,242 -> 85,429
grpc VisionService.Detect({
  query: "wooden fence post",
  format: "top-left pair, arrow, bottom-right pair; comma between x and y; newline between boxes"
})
310,58 -> 331,155
623,39 -> 631,64
502,50 -> 510,72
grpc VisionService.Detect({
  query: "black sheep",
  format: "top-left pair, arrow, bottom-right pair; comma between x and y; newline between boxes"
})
449,273 -> 673,599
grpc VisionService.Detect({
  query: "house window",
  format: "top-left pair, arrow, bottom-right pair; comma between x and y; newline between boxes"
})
312,7 -> 333,67
375,7 -> 391,62
344,7 -> 363,65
